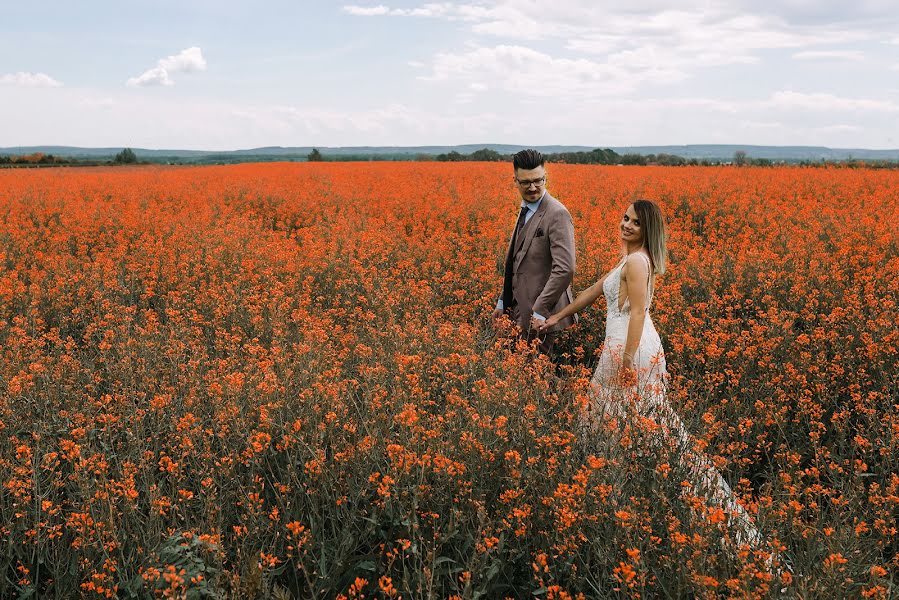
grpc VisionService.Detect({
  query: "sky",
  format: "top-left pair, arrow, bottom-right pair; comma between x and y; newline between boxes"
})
2,0 -> 898,150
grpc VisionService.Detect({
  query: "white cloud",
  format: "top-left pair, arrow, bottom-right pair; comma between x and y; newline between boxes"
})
346,2 -> 561,38
3,83 -> 897,149
730,0 -> 899,25
813,124 -> 862,134
405,0 -> 898,32
343,3 -> 486,19
0,72 -> 63,87
423,45 -> 652,98
228,101 -> 504,145
159,47 -> 207,72
365,2 -> 871,98
399,4 -> 454,17
662,97 -> 741,113
77,96 -> 116,110
765,90 -> 899,113
343,4 -> 390,16
127,47 -> 206,88
738,120 -> 785,130
346,1 -> 871,48
4,1 -> 898,150
792,50 -> 865,60
127,66 -> 173,87
421,42 -> 734,99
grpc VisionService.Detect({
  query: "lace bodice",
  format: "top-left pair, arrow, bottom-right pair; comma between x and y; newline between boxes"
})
603,253 -> 654,319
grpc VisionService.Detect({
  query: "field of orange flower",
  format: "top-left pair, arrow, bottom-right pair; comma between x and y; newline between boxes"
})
1,162 -> 896,598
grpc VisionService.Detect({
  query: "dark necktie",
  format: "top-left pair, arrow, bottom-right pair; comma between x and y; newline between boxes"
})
502,206 -> 529,310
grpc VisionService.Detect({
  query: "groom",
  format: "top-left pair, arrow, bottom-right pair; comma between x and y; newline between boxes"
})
492,149 -> 576,354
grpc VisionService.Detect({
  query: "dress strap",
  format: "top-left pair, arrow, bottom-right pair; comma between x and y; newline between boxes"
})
632,252 -> 651,270
631,252 -> 654,304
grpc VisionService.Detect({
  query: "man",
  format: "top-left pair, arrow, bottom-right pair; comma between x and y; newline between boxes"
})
492,148 -> 576,353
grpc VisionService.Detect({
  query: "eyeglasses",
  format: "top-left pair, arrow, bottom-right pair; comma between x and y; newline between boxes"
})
515,176 -> 546,188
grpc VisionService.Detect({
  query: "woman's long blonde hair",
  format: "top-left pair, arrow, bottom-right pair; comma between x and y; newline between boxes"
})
632,199 -> 667,275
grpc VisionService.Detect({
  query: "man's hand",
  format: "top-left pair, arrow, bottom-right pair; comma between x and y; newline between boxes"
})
492,307 -> 504,320
538,314 -> 560,332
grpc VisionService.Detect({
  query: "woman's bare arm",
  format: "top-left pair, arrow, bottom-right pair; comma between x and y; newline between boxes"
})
621,254 -> 651,368
538,267 -> 614,330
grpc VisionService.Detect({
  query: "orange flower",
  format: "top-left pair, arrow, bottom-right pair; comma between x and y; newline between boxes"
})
1,162 -> 894,598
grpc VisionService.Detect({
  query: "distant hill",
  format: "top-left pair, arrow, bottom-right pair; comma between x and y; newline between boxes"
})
609,144 -> 899,161
3,144 -> 898,162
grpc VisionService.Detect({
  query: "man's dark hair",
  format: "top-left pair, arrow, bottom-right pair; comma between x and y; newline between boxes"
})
512,148 -> 544,171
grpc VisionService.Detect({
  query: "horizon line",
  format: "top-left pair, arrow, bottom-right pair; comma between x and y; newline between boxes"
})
4,142 -> 899,153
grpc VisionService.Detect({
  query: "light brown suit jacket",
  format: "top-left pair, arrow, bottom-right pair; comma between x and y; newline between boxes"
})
505,192 -> 576,334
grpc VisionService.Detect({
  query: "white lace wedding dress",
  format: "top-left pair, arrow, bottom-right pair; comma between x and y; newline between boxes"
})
588,253 -> 763,548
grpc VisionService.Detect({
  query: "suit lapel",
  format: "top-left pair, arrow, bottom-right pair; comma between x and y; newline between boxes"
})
514,196 -> 550,267
504,207 -> 522,263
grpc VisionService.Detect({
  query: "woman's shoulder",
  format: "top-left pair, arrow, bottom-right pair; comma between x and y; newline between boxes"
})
624,252 -> 652,275
625,251 -> 651,266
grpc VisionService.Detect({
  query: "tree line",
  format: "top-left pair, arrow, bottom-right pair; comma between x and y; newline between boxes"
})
431,147 -> 899,168
1,148 -> 141,168
0,153 -> 73,166
4,147 -> 899,169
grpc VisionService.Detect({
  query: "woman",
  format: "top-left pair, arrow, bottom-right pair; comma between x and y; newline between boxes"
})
536,199 -> 764,550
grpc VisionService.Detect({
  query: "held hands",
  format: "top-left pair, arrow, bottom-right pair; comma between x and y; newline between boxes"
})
536,314 -> 560,333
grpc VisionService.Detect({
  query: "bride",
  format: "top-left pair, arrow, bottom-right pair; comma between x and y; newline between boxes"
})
536,199 -> 765,551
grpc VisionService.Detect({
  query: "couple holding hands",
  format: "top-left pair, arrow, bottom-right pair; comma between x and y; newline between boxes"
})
492,149 -> 768,555
492,148 -> 665,388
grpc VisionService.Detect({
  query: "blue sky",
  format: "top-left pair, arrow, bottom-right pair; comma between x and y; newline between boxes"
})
2,0 -> 898,150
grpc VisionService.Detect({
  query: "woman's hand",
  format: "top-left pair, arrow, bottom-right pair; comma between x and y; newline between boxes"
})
617,352 -> 637,387
618,366 -> 637,387
538,314 -> 560,332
